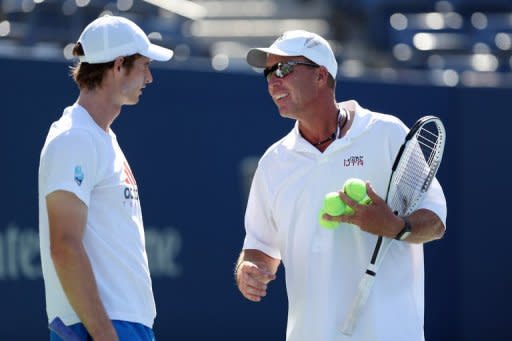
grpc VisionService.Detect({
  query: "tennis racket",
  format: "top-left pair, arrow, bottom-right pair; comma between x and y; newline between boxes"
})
49,317 -> 81,341
340,115 -> 446,335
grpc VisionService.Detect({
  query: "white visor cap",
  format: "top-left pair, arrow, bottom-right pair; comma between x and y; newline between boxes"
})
78,15 -> 173,64
247,30 -> 337,79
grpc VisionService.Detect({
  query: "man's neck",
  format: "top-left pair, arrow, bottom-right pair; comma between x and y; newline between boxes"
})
298,102 -> 340,145
77,91 -> 120,132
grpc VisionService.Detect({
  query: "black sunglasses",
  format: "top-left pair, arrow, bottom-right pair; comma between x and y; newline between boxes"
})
263,61 -> 320,81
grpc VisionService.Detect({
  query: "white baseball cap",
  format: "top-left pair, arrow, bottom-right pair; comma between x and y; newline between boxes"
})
77,15 -> 173,64
247,30 -> 337,79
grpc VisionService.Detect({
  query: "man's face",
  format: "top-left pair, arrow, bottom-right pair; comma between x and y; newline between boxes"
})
119,56 -> 153,105
265,54 -> 321,119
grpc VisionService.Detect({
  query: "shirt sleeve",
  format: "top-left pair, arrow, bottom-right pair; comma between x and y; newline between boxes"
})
418,177 -> 447,227
39,129 -> 98,207
242,163 -> 282,260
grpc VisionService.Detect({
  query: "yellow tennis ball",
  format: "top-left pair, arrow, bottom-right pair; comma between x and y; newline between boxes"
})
318,208 -> 340,229
343,178 -> 371,205
323,192 -> 347,216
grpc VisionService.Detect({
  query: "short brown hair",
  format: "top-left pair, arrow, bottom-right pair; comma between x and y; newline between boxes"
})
70,42 -> 141,90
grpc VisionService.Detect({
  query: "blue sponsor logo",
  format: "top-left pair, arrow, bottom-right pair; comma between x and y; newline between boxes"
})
74,166 -> 84,186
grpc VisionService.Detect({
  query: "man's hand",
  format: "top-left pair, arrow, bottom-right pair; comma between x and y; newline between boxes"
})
235,250 -> 279,302
323,182 -> 445,243
236,261 -> 276,302
324,182 -> 403,238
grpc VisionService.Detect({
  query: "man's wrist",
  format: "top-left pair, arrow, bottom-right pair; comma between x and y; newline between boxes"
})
395,217 -> 412,241
234,261 -> 244,285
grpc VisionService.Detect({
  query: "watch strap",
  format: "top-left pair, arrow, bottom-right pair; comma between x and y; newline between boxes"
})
395,217 -> 412,241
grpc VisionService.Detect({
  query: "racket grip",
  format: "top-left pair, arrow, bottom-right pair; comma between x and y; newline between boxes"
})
339,270 -> 376,336
49,317 -> 81,341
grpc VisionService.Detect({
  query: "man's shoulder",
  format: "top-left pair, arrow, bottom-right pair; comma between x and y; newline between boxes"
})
43,113 -> 99,159
41,128 -> 97,167
356,105 -> 403,125
339,100 -> 404,133
259,131 -> 294,163
47,105 -> 103,145
46,122 -> 95,148
353,106 -> 407,137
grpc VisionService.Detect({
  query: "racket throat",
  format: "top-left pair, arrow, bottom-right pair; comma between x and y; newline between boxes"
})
365,269 -> 376,276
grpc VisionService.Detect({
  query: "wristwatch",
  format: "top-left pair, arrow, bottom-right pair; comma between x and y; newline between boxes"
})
394,217 -> 412,241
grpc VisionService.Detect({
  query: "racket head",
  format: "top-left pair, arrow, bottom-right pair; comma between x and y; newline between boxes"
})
386,116 -> 446,216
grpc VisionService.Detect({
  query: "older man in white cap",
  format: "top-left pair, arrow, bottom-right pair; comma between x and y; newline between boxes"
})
39,15 -> 173,340
235,30 -> 446,341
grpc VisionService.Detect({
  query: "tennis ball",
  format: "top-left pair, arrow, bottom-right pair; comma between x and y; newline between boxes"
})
318,208 -> 340,229
343,178 -> 371,205
323,192 -> 347,216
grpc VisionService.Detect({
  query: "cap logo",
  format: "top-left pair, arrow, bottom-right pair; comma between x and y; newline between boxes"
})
276,33 -> 286,42
304,37 -> 321,49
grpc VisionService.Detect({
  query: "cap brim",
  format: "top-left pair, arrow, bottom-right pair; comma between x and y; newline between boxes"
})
146,44 -> 174,61
246,47 -> 296,68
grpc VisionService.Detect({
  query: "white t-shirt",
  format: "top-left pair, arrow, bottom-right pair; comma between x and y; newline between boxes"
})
38,103 -> 156,327
243,100 -> 447,341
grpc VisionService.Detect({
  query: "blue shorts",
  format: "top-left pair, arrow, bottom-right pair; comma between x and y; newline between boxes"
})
49,320 -> 155,341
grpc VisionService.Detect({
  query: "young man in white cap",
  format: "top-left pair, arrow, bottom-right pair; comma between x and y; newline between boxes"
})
235,30 -> 447,340
38,15 -> 173,340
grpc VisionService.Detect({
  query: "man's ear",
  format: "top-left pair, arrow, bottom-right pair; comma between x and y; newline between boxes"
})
113,57 -> 124,71
317,66 -> 329,84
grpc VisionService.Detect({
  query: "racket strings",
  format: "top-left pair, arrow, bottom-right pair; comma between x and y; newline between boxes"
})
392,151 -> 424,207
417,125 -> 439,147
419,124 -> 445,188
389,127 -> 441,216
418,123 -> 444,166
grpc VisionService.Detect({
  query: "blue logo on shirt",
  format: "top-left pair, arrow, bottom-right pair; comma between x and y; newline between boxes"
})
74,166 -> 84,186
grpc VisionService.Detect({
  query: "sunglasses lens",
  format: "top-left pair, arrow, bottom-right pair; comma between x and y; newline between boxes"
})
279,63 -> 293,77
264,63 -> 294,81
264,64 -> 278,81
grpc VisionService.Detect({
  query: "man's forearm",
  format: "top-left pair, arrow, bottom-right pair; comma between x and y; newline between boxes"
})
405,208 -> 445,244
51,241 -> 117,340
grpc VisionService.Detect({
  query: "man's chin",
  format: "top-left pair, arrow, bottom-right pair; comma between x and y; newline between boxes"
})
278,110 -> 295,119
125,97 -> 140,106
276,106 -> 287,116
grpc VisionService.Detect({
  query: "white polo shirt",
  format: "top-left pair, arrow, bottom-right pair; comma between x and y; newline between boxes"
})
38,103 -> 156,328
243,100 -> 447,341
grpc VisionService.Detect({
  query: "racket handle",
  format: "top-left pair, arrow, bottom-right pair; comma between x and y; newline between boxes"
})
49,317 -> 81,341
339,270 -> 376,336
